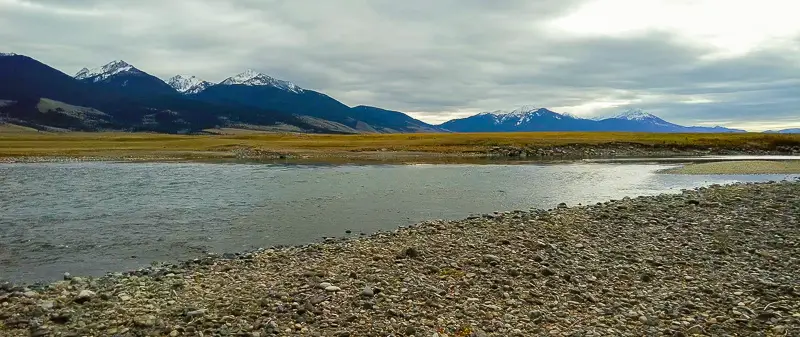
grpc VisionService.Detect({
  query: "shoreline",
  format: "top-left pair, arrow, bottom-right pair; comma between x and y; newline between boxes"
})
1,148 -> 797,165
2,180 -> 798,336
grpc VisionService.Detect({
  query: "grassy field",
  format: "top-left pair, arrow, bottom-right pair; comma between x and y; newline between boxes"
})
1,128 -> 799,160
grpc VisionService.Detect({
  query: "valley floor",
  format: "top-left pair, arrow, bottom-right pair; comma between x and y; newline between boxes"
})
2,181 -> 798,336
0,130 -> 799,163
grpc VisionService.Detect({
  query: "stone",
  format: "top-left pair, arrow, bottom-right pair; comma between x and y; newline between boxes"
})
471,329 -> 489,337
325,286 -> 341,292
400,247 -> 421,259
29,327 -> 50,337
50,312 -> 72,324
74,290 -> 96,304
482,254 -> 501,264
38,301 -> 54,311
134,315 -> 156,327
319,282 -> 332,289
63,272 -> 72,280
186,309 -> 207,317
361,286 -> 374,297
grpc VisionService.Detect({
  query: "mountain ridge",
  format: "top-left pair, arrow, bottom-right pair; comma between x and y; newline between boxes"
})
1,53 -> 440,133
167,75 -> 214,94
1,53 -> 783,134
439,106 -> 745,133
764,128 -> 800,134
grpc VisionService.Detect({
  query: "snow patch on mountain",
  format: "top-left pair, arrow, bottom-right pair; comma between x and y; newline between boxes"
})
220,69 -> 303,93
0,52 -> 19,57
611,108 -> 658,121
480,106 -> 574,126
75,60 -> 141,82
168,75 -> 214,94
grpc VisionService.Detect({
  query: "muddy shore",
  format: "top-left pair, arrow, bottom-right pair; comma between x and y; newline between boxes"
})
2,180 -> 798,336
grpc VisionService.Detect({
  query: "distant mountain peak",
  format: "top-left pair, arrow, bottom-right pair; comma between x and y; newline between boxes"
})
168,75 -> 213,94
480,106 -> 574,125
0,52 -> 19,57
612,108 -> 659,121
75,60 -> 142,82
220,69 -> 303,93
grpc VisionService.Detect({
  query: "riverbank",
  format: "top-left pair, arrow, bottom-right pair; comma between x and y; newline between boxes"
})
1,131 -> 799,163
662,160 -> 800,174
2,181 -> 798,336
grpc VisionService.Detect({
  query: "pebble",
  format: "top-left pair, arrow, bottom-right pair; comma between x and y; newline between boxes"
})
186,309 -> 207,317
74,289 -> 96,304
38,301 -> 54,310
325,286 -> 341,292
361,286 -> 374,297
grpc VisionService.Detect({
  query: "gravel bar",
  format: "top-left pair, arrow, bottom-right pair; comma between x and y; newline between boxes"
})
2,181 -> 799,336
661,160 -> 800,175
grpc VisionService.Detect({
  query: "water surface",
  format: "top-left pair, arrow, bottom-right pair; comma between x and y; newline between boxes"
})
1,161 -> 796,283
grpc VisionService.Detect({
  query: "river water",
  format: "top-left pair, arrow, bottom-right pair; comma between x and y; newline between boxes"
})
1,161 -> 797,283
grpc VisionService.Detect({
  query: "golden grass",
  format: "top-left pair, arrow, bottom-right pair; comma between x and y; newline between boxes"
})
0,131 -> 798,159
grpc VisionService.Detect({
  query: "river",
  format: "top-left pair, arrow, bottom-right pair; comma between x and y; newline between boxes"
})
1,160 -> 797,283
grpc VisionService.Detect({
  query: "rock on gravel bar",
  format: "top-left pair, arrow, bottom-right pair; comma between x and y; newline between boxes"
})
1,181 -> 799,336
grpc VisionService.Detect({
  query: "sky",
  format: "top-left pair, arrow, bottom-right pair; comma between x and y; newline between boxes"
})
1,0 -> 799,131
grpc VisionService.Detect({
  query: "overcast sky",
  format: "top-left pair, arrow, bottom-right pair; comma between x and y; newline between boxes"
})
2,0 -> 799,130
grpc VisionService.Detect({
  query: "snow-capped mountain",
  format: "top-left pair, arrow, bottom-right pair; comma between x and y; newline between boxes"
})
440,106 -> 594,132
167,75 -> 214,94
478,106 -> 577,126
600,108 -> 677,128
440,107 -> 745,133
611,108 -> 660,121
0,52 -> 19,57
74,60 -> 143,82
74,60 -> 176,96
219,69 -> 303,93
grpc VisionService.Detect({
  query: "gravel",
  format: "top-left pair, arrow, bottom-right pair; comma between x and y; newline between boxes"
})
661,160 -> 800,174
1,181 -> 798,336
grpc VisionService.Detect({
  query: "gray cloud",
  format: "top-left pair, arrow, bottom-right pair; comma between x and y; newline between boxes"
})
1,0 -> 798,130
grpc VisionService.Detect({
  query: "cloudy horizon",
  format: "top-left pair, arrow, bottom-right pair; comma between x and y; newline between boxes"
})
2,0 -> 799,131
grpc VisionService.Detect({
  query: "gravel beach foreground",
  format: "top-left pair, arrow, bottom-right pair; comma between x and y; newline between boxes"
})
2,181 -> 799,336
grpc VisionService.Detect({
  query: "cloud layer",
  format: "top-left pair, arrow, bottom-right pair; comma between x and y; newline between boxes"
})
1,0 -> 798,130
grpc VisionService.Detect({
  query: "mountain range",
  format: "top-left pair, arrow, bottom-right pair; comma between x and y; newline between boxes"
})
764,128 -> 800,134
0,53 -> 777,134
440,107 -> 745,133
